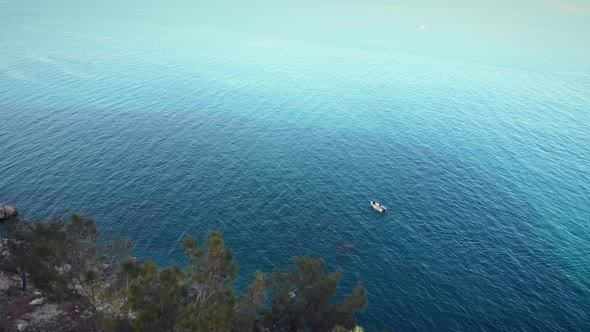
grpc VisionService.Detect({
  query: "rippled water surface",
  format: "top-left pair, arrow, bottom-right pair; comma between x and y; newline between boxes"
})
1,0 -> 590,330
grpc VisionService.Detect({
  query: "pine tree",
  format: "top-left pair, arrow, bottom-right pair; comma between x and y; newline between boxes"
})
260,256 -> 367,331
122,260 -> 188,331
177,232 -> 238,331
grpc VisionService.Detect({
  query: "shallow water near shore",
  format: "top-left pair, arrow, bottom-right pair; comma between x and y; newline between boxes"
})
1,0 -> 590,330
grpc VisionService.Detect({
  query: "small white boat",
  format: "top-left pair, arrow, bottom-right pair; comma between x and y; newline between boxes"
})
371,201 -> 387,213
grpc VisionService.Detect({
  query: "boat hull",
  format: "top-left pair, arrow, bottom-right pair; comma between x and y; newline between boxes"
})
371,201 -> 387,213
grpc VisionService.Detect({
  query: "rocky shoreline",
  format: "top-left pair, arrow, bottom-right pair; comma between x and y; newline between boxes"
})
0,269 -> 96,332
1,211 -> 99,331
0,205 -> 18,221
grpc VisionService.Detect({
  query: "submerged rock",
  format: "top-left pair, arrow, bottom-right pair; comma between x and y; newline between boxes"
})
0,205 -> 18,221
337,240 -> 355,253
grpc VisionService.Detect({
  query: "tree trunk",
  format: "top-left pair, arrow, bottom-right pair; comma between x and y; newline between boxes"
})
18,266 -> 27,291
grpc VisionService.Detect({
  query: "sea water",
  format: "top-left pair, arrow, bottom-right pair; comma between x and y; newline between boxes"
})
1,0 -> 589,330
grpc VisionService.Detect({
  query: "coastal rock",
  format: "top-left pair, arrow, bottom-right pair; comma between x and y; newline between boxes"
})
30,298 -> 45,305
0,270 -> 21,291
0,205 -> 18,220
0,238 -> 15,266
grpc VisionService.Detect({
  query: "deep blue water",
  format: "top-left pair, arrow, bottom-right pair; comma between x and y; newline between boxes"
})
1,0 -> 590,330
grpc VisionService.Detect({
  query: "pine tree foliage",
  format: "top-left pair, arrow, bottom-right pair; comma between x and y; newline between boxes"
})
177,232 -> 238,331
260,256 -> 367,331
2,216 -> 368,331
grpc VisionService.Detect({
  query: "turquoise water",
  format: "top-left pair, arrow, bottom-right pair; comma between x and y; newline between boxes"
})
1,0 -> 590,330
